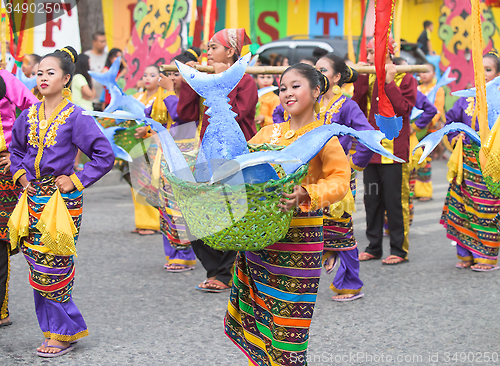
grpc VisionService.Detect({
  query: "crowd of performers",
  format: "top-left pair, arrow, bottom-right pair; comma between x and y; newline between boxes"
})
0,26 -> 499,365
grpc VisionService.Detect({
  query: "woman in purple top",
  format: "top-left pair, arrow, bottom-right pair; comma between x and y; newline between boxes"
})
0,69 -> 39,328
9,46 -> 114,357
315,54 -> 374,301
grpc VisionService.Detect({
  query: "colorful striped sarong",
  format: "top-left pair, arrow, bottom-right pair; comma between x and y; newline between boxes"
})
21,176 -> 83,302
441,145 -> 500,264
0,170 -> 21,241
225,210 -> 323,366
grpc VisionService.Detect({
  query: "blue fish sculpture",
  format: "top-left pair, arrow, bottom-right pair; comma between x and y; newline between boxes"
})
413,122 -> 481,164
451,75 -> 500,129
15,67 -> 37,90
87,55 -> 407,187
84,113 -> 133,162
88,56 -> 121,91
410,67 -> 455,120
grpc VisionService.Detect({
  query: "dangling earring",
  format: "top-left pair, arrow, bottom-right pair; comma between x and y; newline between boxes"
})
62,87 -> 72,98
331,85 -> 341,95
283,110 -> 290,122
314,101 -> 321,114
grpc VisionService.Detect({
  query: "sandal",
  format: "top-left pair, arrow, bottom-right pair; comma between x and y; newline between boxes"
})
332,292 -> 364,302
37,344 -> 74,358
203,279 -> 231,293
195,277 -> 215,291
471,264 -> 500,272
456,261 -> 473,269
359,252 -> 381,261
138,229 -> 157,236
323,252 -> 338,275
165,264 -> 195,273
382,255 -> 408,265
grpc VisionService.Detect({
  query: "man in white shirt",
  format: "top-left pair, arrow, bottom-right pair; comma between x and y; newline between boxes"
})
84,31 -> 108,111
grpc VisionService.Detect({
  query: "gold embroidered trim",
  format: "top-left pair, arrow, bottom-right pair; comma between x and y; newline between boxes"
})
12,169 -> 26,184
349,159 -> 364,172
269,124 -> 282,145
0,110 -> 6,153
0,251 -> 9,319
43,329 -> 89,342
330,283 -> 362,295
277,121 -> 324,146
30,100 -> 73,179
465,97 -> 475,117
69,173 -> 84,191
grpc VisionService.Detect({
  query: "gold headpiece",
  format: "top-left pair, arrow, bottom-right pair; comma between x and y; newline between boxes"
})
60,48 -> 75,63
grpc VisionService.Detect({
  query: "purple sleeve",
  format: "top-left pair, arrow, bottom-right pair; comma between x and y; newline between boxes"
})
445,97 -> 473,144
414,91 -> 437,130
2,70 -> 39,109
164,95 -> 185,123
344,101 -> 375,169
144,105 -> 152,118
71,112 -> 115,187
9,109 -> 29,181
272,104 -> 285,124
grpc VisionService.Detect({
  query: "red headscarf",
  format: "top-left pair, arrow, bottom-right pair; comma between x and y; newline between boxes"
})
209,28 -> 251,57
367,36 -> 397,55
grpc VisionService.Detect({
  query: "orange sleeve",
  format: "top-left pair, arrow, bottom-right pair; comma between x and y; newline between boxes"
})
260,94 -> 280,127
300,137 -> 350,211
431,87 -> 445,126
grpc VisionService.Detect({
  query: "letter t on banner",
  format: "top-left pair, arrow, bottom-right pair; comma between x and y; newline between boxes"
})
374,0 -> 402,140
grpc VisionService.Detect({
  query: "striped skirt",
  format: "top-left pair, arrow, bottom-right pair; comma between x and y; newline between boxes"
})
225,210 -> 323,366
441,145 -> 500,264
21,176 -> 83,302
0,170 -> 21,242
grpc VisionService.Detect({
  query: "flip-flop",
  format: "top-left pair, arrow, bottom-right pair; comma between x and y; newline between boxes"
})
138,229 -> 157,236
471,265 -> 500,272
166,265 -> 195,273
382,255 -> 408,265
195,279 -> 212,292
455,261 -> 473,269
332,292 -> 365,302
37,344 -> 74,358
0,321 -> 12,327
359,252 -> 381,261
323,254 -> 338,275
202,279 -> 231,293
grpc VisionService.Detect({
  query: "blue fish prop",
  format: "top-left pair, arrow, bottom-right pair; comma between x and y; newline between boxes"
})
451,75 -> 500,130
258,86 -> 278,98
413,122 -> 481,164
106,85 -> 146,116
86,114 -> 133,162
83,110 -> 195,183
410,67 -> 455,120
88,56 -> 121,90
175,53 -> 272,182
15,67 -> 37,90
375,114 -> 403,140
211,124 -> 405,184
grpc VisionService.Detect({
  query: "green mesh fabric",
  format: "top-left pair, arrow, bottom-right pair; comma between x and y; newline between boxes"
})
470,143 -> 500,198
164,143 -> 308,251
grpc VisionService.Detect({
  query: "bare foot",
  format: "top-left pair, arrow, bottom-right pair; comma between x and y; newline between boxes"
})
37,339 -> 49,352
38,339 -> 70,354
198,277 -> 216,289
138,229 -> 156,235
471,263 -> 498,271
0,316 -> 10,325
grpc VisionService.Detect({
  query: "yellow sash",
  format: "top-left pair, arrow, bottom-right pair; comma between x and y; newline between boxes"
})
447,136 -> 463,185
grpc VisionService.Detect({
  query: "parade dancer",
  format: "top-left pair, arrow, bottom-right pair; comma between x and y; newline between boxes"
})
225,63 -> 351,366
177,29 -> 258,292
8,46 -> 114,357
0,70 -> 39,328
315,54 -> 374,301
442,53 -> 500,271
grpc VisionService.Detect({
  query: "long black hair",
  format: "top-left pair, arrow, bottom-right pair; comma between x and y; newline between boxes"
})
320,53 -> 358,87
75,53 -> 92,88
40,46 -> 78,87
105,48 -> 124,70
280,63 -> 330,98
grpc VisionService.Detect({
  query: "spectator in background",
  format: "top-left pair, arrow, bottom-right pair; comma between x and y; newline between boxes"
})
21,54 -> 40,78
313,47 -> 328,60
72,53 -> 95,111
270,53 -> 289,67
299,57 -> 317,66
254,73 -> 280,130
102,48 -> 128,109
417,21 -> 435,56
84,31 -> 108,111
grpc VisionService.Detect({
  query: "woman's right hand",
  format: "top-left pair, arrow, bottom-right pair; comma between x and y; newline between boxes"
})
134,126 -> 148,139
18,175 -> 35,195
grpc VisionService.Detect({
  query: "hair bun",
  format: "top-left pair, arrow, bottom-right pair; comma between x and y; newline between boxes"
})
317,70 -> 330,95
344,66 -> 358,84
60,46 -> 78,64
184,47 -> 201,62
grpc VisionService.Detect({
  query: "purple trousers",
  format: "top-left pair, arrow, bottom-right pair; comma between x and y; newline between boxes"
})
328,248 -> 363,295
34,290 -> 88,342
163,236 -> 196,267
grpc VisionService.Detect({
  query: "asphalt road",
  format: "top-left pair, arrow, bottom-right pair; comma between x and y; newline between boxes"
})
2,160 -> 500,365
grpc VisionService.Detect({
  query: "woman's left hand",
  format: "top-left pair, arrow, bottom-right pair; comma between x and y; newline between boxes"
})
278,185 -> 310,212
134,126 -> 148,139
55,175 -> 76,194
